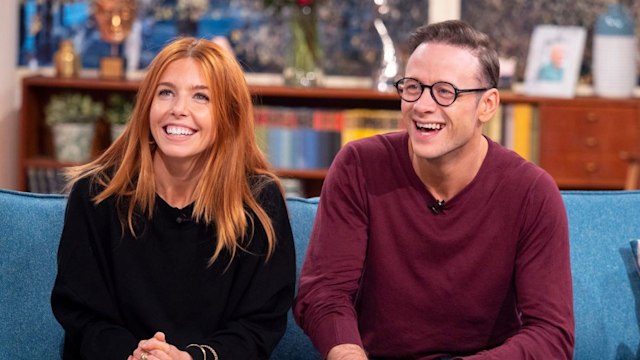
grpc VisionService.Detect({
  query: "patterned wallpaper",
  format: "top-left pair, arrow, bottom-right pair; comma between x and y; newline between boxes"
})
461,0 -> 640,82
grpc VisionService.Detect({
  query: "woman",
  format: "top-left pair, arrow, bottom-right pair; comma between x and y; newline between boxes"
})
51,37 -> 296,360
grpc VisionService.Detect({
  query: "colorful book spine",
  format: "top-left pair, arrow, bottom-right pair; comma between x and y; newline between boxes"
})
484,104 -> 503,144
512,103 -> 534,161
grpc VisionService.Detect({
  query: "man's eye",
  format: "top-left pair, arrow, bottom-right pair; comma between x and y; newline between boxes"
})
436,88 -> 454,97
404,83 -> 421,92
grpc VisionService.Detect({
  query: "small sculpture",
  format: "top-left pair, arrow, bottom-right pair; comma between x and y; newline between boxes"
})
94,0 -> 137,78
54,40 -> 81,78
372,0 -> 400,92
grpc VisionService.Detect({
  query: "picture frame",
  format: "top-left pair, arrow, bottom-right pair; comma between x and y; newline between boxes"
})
523,25 -> 586,98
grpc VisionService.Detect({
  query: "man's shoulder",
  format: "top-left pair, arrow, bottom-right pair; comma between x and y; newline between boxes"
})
487,140 -> 557,190
342,131 -> 406,155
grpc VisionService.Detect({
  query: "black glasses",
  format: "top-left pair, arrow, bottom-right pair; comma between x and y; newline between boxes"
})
394,77 -> 492,107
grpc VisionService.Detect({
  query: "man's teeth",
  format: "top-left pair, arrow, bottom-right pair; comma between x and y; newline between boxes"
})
165,126 -> 194,135
416,123 -> 443,131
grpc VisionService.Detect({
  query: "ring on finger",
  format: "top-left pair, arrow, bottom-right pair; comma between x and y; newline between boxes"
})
141,352 -> 148,360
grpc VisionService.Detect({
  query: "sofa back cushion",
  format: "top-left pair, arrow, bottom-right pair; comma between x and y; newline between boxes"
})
0,189 -> 66,358
271,196 -> 321,359
563,190 -> 640,359
2,189 -> 640,359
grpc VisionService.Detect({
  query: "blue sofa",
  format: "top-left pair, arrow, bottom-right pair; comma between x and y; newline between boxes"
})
0,188 -> 639,359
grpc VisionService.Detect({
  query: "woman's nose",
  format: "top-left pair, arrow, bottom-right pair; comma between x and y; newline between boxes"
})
171,97 -> 188,117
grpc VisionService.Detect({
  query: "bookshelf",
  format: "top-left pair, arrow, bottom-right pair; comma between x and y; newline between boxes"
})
19,75 -> 402,197
19,75 -> 640,196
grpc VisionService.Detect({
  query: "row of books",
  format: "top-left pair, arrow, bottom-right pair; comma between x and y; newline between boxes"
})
255,103 -> 541,171
483,103 -> 539,164
27,104 -> 538,195
26,166 -> 308,198
255,106 -> 402,170
27,167 -> 67,194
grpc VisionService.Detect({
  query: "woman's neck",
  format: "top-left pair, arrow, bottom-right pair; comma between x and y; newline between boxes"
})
153,153 -> 203,209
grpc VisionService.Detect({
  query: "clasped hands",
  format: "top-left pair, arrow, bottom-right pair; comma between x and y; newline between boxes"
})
128,332 -> 193,360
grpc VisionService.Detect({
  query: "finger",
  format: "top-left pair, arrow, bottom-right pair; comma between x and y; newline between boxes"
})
147,349 -> 169,360
135,349 -> 150,360
140,339 -> 171,354
154,331 -> 166,342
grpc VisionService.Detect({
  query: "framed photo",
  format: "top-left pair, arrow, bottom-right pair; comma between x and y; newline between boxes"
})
523,25 -> 586,98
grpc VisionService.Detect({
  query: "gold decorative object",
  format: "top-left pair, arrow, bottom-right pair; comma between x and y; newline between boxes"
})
54,40 -> 81,78
94,0 -> 136,78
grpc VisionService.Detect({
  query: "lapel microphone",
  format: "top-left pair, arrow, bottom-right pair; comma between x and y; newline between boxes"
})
429,200 -> 446,215
176,213 -> 190,224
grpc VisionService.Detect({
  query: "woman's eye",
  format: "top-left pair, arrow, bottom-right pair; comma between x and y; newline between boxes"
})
158,89 -> 173,97
194,93 -> 210,102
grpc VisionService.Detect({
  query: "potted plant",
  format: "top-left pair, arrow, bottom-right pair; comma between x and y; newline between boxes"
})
45,93 -> 104,163
105,94 -> 134,143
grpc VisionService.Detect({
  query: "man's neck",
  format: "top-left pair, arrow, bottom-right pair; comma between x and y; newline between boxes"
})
411,136 -> 489,201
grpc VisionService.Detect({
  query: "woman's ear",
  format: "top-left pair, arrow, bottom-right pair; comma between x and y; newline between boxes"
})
478,88 -> 500,124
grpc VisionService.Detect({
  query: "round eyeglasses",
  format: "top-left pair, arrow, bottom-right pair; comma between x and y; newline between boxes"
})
393,77 -> 492,107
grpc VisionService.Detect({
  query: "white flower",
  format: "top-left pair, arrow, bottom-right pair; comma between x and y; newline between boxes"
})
177,0 -> 209,21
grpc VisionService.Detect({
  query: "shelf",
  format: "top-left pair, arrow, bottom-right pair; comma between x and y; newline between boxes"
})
20,74 -> 640,196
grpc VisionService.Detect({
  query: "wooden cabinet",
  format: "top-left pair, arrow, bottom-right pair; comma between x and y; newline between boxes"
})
18,75 -> 640,196
538,98 -> 640,189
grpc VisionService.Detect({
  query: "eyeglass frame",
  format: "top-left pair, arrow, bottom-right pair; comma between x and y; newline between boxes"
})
393,77 -> 493,107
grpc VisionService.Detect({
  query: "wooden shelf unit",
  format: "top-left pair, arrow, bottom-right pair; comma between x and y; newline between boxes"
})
19,75 -> 640,196
19,75 -> 402,197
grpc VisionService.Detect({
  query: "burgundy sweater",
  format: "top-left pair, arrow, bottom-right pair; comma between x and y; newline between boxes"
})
294,132 -> 574,359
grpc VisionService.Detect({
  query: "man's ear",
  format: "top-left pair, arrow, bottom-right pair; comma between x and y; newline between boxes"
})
478,88 -> 500,124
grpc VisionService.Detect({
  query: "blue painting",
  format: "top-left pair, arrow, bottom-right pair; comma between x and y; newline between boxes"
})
18,0 -> 429,78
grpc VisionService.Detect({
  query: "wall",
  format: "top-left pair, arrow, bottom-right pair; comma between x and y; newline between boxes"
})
0,0 -> 19,189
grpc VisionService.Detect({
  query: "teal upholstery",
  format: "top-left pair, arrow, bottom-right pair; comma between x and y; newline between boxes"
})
272,197 -> 321,359
562,191 -> 640,359
1,188 -> 639,359
0,190 -> 66,358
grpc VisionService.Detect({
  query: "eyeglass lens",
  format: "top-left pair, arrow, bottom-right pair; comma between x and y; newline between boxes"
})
396,78 -> 457,106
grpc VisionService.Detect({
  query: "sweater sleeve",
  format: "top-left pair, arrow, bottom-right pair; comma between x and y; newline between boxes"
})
202,180 -> 296,360
51,179 -> 138,359
464,172 -> 575,359
294,145 -> 368,357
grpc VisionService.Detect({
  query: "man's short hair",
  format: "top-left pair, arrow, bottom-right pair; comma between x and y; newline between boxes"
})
409,20 -> 499,89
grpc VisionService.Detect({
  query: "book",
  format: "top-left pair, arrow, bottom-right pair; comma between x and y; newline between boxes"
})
512,103 -> 534,161
483,104 -> 503,144
341,109 -> 402,146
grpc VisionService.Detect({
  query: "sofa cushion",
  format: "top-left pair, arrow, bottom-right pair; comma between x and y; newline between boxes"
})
271,196 -> 321,359
562,191 -> 640,360
631,240 -> 640,277
0,189 -> 66,358
0,189 -> 319,359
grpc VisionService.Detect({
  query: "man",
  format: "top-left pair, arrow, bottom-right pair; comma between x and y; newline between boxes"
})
294,20 -> 574,359
537,42 -> 565,82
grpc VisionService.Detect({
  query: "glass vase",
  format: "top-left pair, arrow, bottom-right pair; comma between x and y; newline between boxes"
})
283,5 -> 323,87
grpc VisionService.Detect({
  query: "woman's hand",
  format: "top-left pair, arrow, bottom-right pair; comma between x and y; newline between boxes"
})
127,332 -> 193,360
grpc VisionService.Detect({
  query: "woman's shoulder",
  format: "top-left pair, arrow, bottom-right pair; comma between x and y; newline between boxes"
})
249,175 -> 282,201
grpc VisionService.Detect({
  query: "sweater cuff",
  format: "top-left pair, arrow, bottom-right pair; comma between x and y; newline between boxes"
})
310,317 -> 364,358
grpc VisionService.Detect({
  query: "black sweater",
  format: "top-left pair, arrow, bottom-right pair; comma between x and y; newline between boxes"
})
51,177 -> 296,359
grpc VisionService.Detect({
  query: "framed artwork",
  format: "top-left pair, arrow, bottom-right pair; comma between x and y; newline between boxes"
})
523,25 -> 586,98
18,0 -> 428,78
